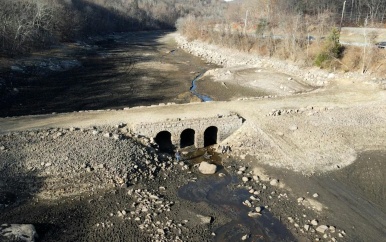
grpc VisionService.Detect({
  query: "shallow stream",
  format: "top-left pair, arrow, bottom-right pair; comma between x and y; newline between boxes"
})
178,147 -> 295,242
190,73 -> 213,102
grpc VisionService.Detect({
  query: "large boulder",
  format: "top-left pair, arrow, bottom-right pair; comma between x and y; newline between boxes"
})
0,224 -> 38,242
198,161 -> 217,174
196,214 -> 213,224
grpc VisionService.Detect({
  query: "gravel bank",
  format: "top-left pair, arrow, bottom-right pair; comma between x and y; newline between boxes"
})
173,33 -> 385,89
174,34 -> 334,87
0,126 -> 351,242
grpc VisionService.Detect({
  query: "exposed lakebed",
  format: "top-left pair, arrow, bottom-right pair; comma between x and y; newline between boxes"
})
0,31 -> 275,117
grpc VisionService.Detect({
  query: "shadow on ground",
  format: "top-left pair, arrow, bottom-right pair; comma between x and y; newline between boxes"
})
0,30 -> 209,117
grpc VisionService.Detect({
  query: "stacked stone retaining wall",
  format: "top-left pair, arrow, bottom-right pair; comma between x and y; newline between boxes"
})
132,114 -> 243,148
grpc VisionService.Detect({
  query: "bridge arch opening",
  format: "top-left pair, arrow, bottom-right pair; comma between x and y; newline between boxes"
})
155,131 -> 173,152
204,126 -> 218,147
180,128 -> 195,148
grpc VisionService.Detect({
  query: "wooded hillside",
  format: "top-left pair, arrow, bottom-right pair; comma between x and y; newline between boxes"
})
0,0 -> 221,56
1,0 -> 385,58
177,0 -> 386,73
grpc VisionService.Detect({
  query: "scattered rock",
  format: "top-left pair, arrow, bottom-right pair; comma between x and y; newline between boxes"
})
241,234 -> 250,240
304,224 -> 310,231
247,211 -> 261,217
269,179 -> 279,186
311,219 -> 319,226
239,166 -> 247,172
218,173 -> 226,177
255,206 -> 262,213
196,215 -> 212,224
112,134 -> 121,140
316,225 -> 328,234
329,226 -> 336,233
243,200 -> 252,207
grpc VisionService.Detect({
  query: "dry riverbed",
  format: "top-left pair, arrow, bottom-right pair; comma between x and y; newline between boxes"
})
0,31 -> 386,242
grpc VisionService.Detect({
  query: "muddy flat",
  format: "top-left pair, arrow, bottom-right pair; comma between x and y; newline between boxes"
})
0,31 -> 219,117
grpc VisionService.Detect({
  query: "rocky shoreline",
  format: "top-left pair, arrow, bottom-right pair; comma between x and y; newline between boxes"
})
173,33 -> 385,88
0,125 -> 351,242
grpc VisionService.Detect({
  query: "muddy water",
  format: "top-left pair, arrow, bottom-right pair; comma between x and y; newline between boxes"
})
178,148 -> 295,242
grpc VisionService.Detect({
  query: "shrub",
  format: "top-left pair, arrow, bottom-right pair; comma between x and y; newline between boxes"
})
314,27 -> 343,68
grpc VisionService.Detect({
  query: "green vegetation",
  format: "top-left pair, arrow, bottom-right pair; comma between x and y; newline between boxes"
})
314,28 -> 343,68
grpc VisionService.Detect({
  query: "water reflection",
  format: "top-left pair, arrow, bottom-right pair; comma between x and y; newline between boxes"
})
178,147 -> 295,242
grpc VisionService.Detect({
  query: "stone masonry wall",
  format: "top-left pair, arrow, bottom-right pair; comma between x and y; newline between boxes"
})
132,114 -> 243,148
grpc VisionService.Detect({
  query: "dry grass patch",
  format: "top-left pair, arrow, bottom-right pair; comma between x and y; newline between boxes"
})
341,46 -> 362,71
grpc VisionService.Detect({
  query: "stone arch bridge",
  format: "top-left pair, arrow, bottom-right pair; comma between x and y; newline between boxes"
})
132,114 -> 243,151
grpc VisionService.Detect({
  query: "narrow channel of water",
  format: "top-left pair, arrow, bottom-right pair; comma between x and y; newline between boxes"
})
178,147 -> 295,242
190,73 -> 213,102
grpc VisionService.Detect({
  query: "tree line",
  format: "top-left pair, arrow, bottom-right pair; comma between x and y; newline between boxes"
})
1,0 -> 385,58
0,0 -> 221,56
177,0 -> 386,73
291,0 -> 386,25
